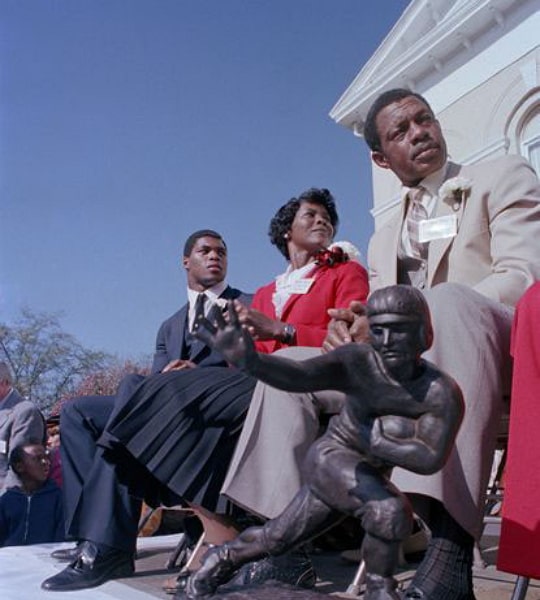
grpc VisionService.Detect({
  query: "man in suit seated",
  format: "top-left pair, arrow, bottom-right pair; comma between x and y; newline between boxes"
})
0,361 -> 45,492
221,89 -> 540,600
41,229 -> 251,591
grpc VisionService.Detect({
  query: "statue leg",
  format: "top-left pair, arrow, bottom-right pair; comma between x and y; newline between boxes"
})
307,439 -> 413,579
359,494 -> 413,577
294,440 -> 412,600
185,485 -> 341,598
359,497 -> 412,600
351,471 -> 412,600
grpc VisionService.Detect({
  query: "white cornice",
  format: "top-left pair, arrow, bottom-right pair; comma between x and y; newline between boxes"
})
330,0 -> 537,133
460,137 -> 510,164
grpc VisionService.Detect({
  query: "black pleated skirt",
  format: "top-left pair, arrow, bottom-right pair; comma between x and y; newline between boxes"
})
100,367 -> 256,511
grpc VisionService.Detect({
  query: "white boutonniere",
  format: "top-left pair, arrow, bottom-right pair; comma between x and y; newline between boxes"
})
328,241 -> 363,264
439,177 -> 472,211
213,298 -> 229,311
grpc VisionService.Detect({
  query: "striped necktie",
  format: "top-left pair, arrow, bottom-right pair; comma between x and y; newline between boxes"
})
407,187 -> 428,259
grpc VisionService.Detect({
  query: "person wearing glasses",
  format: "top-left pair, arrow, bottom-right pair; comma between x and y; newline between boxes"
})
0,440 -> 64,546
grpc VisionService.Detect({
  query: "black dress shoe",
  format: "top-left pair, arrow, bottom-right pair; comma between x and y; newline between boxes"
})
41,541 -> 134,591
399,586 -> 425,598
50,543 -> 82,562
399,586 -> 476,600
229,549 -> 316,589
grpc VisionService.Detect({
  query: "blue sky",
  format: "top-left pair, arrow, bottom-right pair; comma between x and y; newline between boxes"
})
0,0 -> 410,360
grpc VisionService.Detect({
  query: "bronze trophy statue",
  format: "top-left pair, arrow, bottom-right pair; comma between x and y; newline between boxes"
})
186,285 -> 464,600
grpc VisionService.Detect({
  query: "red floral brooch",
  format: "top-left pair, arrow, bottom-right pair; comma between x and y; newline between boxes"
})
315,246 -> 349,267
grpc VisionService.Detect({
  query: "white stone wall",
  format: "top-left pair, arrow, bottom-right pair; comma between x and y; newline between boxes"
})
332,0 -> 540,230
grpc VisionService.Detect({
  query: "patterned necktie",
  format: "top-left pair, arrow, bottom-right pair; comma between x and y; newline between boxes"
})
192,293 -> 207,332
407,187 -> 428,259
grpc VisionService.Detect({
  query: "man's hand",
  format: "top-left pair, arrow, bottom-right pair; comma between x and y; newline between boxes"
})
195,301 -> 257,369
162,359 -> 197,372
322,300 -> 369,353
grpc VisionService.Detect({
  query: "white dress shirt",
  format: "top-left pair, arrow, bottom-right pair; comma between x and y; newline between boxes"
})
186,280 -> 228,332
400,162 -> 449,257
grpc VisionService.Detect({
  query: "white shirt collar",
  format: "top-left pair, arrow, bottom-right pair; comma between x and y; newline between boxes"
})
186,280 -> 229,331
272,262 -> 316,318
401,161 -> 449,217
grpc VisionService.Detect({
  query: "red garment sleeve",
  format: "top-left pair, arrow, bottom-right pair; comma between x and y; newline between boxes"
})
251,260 -> 369,353
249,283 -> 278,354
293,261 -> 369,347
498,282 -> 540,577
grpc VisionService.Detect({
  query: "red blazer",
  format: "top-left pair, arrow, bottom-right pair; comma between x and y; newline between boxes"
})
252,260 -> 369,354
498,282 -> 540,578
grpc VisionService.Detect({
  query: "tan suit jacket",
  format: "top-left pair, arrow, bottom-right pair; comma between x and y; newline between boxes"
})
369,154 -> 540,537
368,155 -> 540,307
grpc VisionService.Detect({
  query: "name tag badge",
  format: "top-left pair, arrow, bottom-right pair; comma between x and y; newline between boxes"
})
288,278 -> 315,294
418,215 -> 457,243
0,440 -> 6,454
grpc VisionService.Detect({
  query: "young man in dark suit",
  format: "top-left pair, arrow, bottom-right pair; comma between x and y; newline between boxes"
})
41,229 -> 251,591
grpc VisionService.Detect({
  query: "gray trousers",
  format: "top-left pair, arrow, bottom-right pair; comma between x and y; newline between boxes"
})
222,283 -> 513,539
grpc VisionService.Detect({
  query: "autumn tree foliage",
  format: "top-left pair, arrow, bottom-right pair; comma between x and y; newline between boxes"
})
71,360 -> 151,398
0,308 -> 150,415
0,308 -> 111,413
52,359 -> 151,414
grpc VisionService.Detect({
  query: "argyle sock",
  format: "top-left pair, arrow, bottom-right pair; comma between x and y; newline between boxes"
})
405,501 -> 476,600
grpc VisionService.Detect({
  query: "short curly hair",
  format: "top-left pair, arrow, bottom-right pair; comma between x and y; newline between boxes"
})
269,188 -> 339,260
364,88 -> 434,152
183,229 -> 226,258
9,439 -> 46,475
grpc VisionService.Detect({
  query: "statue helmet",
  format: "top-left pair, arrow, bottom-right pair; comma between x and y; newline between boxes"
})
367,285 -> 434,352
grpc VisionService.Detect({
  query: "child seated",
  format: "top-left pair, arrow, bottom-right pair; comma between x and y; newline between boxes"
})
0,439 -> 64,547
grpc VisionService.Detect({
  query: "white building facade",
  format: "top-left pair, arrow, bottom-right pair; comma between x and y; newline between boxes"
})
330,0 -> 539,228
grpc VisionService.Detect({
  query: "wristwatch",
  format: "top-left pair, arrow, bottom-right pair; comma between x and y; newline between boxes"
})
280,323 -> 297,345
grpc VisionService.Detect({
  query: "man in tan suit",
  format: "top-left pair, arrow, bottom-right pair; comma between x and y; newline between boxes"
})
222,89 -> 540,600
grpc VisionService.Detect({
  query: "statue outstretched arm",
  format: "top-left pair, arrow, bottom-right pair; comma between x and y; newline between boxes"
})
195,301 -> 351,393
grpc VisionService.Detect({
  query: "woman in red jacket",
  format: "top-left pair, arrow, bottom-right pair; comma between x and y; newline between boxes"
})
103,188 -> 368,540
235,188 -> 368,353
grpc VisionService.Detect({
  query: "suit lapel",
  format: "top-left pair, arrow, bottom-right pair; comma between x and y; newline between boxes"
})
0,408 -> 9,429
175,304 -> 189,359
219,286 -> 237,303
390,203 -> 406,284
382,200 -> 408,286
0,391 -> 22,428
427,162 -> 467,287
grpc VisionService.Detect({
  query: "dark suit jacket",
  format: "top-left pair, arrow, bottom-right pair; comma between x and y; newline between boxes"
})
151,286 -> 252,373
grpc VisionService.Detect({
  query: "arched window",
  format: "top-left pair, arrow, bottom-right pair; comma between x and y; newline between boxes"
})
506,89 -> 540,176
520,109 -> 540,175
